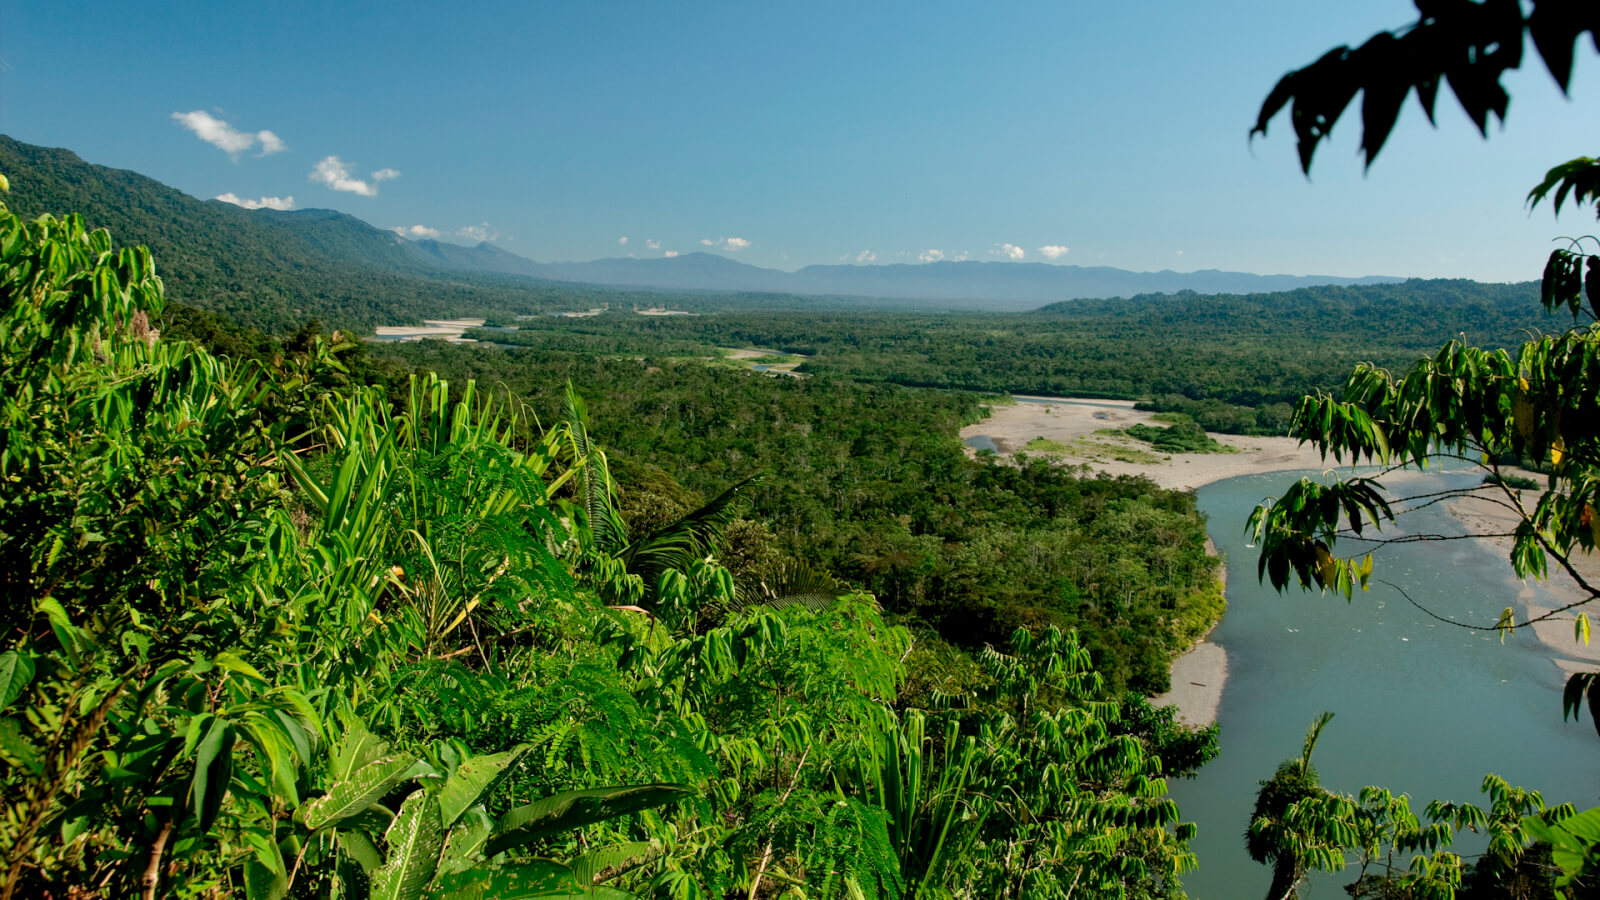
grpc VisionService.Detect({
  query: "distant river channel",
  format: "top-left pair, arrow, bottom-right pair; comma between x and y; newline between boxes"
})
1173,468 -> 1600,897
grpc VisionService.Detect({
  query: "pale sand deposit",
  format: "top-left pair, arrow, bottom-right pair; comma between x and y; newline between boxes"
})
371,318 -> 486,342
961,397 -> 1340,726
1447,475 -> 1600,679
959,397 -> 1329,493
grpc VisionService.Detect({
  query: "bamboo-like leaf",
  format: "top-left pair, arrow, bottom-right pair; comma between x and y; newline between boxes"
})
370,791 -> 444,900
190,719 -> 236,832
1578,612 -> 1592,646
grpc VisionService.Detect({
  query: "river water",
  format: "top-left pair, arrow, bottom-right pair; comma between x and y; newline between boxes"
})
1174,467 -> 1600,897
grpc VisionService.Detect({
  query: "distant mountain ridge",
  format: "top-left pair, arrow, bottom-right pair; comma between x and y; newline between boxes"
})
0,133 -> 1401,326
537,254 -> 1399,305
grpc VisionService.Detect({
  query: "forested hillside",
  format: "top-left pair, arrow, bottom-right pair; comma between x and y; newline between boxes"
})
0,135 -> 626,331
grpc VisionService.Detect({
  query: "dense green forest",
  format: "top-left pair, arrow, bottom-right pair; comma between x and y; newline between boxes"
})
455,278 -> 1546,433
370,341 -> 1223,695
1,167 -> 1231,897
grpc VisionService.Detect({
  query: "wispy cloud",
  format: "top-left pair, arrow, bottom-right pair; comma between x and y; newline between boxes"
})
618,236 -> 629,245
991,243 -> 1025,260
172,111 -> 286,159
457,222 -> 497,242
701,236 -> 751,252
215,192 -> 294,211
309,156 -> 398,196
646,239 -> 660,250
393,224 -> 440,238
664,250 -> 679,258
855,250 -> 877,263
918,249 -> 944,263
1038,244 -> 1070,260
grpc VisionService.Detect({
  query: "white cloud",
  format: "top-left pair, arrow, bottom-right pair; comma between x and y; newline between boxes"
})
1038,244 -> 1070,260
393,224 -> 440,238
646,239 -> 660,250
991,243 -> 1025,260
701,236 -> 751,252
215,192 -> 295,211
664,250 -> 679,258
172,110 -> 287,159
1176,249 -> 1185,256
310,156 -> 379,196
618,236 -> 629,245
918,249 -> 944,263
457,222 -> 498,242
855,250 -> 877,263
371,167 -> 401,182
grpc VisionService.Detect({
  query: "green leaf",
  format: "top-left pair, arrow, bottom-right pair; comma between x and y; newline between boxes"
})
0,651 -> 35,710
338,829 -> 385,875
487,784 -> 691,858
437,807 -> 492,876
570,841 -> 661,886
370,791 -> 444,900
0,719 -> 43,774
438,745 -> 529,829
243,834 -> 289,900
431,860 -> 602,900
190,719 -> 237,833
300,753 -> 419,832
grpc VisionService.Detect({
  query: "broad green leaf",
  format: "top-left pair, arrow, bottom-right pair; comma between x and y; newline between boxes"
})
437,807 -> 492,876
0,651 -> 35,710
431,860 -> 594,899
487,784 -> 691,858
332,713 -> 391,780
243,861 -> 288,900
370,790 -> 444,900
242,833 -> 288,900
338,830 -> 384,875
570,841 -> 661,886
438,745 -> 529,829
214,651 -> 268,685
300,753 -> 418,831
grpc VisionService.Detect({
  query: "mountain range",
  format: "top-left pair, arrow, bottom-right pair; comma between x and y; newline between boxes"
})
0,134 -> 1399,329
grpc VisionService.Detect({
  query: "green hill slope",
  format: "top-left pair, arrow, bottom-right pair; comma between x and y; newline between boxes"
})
0,134 -> 564,331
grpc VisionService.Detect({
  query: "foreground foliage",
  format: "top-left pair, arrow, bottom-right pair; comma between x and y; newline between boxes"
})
0,185 -> 1215,896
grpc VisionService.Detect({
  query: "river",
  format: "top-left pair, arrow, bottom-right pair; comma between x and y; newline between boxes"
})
1174,467 -> 1600,897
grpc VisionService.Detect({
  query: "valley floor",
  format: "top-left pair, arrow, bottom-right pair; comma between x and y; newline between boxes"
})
961,398 -> 1331,726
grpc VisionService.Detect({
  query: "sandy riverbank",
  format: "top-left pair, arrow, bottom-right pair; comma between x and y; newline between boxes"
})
1446,474 -> 1600,679
1153,539 -> 1230,727
959,398 -> 1330,492
371,318 -> 486,342
960,397 -> 1343,726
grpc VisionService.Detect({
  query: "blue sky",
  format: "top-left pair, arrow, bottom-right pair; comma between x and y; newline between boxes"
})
0,0 -> 1595,281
